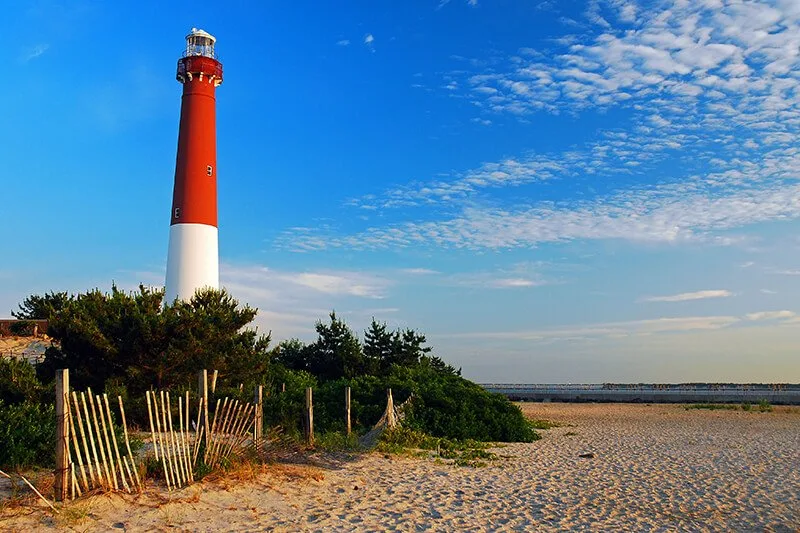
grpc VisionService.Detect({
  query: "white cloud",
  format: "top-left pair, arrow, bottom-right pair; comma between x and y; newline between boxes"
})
444,314 -> 741,343
745,310 -> 795,321
644,289 -> 732,303
283,180 -> 800,251
364,34 -> 374,45
401,268 -> 439,275
220,263 -> 395,339
336,39 -> 350,46
20,43 -> 49,62
487,278 -> 542,289
438,0 -> 478,9
441,307 -> 800,347
288,272 -> 387,298
274,0 -> 800,257
447,265 -> 549,289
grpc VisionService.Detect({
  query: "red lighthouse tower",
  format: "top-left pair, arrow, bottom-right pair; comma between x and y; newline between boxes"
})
165,28 -> 223,303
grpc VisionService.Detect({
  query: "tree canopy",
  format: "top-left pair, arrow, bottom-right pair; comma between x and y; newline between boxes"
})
12,286 -> 532,445
37,285 -> 271,393
12,291 -> 72,320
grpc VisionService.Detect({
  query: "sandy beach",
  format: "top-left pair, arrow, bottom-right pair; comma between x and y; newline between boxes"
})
2,403 -> 798,531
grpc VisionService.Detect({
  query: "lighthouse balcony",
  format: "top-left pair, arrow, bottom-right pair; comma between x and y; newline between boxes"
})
176,56 -> 224,84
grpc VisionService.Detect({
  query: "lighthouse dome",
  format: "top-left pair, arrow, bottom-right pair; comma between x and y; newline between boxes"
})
184,28 -> 217,59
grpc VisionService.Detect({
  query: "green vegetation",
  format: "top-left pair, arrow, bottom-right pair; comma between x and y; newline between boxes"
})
0,399 -> 56,468
686,401 -> 773,412
37,285 -> 271,394
528,419 -> 561,429
757,399 -> 773,412
0,286 -> 537,470
313,431 -> 362,452
685,403 -> 739,410
377,426 -> 500,467
8,320 -> 35,336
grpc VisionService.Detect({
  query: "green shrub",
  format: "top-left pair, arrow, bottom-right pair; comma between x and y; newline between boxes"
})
528,419 -> 560,429
389,365 -> 539,442
378,427 -> 499,467
685,403 -> 737,411
261,368 -> 317,433
0,400 -> 56,469
8,321 -> 34,336
0,357 -> 48,405
757,399 -> 773,412
314,431 -> 361,451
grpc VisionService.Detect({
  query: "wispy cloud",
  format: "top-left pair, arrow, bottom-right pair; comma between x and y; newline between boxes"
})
281,180 -> 800,251
363,33 -> 374,52
487,278 -> 543,289
278,1 -> 800,253
644,290 -> 732,303
20,43 -> 49,62
401,268 -> 439,275
446,263 -> 549,290
336,39 -> 350,46
441,308 -> 800,344
438,0 -> 478,9
774,269 -> 800,276
444,315 -> 742,343
745,310 -> 795,321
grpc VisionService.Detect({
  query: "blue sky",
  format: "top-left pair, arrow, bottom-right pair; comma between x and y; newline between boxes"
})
2,0 -> 800,383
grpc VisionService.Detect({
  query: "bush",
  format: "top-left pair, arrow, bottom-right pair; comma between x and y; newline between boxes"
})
0,400 -> 56,469
0,357 -> 48,405
261,368 -> 317,433
378,427 -> 500,467
305,365 -> 537,443
381,364 -> 537,442
757,399 -> 773,412
9,321 -> 34,336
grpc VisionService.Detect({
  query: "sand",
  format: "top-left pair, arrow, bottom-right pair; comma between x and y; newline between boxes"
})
2,403 -> 798,531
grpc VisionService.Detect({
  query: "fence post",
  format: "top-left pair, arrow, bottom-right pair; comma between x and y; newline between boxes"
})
386,388 -> 396,429
345,386 -> 351,436
198,370 -> 209,446
281,383 -> 286,393
253,385 -> 263,446
55,369 -> 70,501
304,387 -> 314,446
211,370 -> 218,394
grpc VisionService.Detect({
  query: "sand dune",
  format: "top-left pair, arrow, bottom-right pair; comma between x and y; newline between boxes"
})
2,403 -> 798,531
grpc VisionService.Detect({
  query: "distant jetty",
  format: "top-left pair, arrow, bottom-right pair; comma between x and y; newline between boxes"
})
482,383 -> 800,405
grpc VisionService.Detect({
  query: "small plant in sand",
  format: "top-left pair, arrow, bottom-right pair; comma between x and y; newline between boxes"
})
685,403 -> 738,411
377,427 -> 499,467
528,419 -> 561,430
757,399 -> 773,412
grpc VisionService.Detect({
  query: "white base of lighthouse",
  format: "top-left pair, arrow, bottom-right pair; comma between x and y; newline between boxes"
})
165,223 -> 219,304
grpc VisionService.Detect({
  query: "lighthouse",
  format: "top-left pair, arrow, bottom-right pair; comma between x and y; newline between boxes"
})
165,28 -> 223,304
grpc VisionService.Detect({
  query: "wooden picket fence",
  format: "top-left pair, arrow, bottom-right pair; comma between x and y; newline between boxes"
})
49,369 -> 404,503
